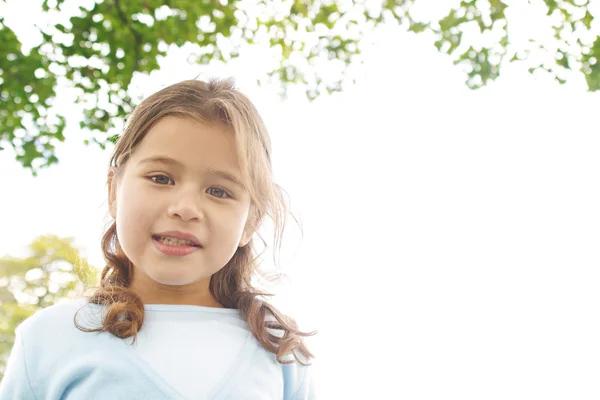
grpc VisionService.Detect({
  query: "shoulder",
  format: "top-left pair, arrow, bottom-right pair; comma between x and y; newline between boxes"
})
17,297 -> 101,344
19,297 -> 87,327
14,298 -> 112,381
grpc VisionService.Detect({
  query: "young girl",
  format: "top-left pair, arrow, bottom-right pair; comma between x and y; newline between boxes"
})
0,79 -> 316,399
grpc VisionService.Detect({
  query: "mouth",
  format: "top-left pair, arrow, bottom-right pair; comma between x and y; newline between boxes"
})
152,235 -> 202,248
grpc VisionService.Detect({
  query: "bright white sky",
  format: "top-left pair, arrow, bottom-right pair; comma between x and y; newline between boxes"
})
1,1 -> 600,399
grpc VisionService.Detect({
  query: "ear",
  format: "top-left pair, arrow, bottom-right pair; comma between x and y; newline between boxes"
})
239,231 -> 252,248
239,207 -> 260,248
107,167 -> 118,219
238,220 -> 255,248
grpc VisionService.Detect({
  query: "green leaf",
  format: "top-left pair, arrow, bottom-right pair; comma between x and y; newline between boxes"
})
409,21 -> 429,33
582,10 -> 593,29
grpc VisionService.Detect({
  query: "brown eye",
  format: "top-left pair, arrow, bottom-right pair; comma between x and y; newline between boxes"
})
149,175 -> 173,185
208,187 -> 230,198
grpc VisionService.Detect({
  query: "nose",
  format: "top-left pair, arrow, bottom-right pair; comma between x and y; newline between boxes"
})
168,188 -> 204,222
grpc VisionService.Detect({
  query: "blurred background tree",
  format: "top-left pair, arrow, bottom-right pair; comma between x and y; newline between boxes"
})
0,235 -> 98,380
1,0 -> 599,173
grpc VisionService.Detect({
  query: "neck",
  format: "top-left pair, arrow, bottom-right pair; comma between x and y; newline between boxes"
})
138,291 -> 224,308
128,268 -> 223,308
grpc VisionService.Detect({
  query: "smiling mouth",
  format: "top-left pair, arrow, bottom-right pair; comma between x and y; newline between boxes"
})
152,235 -> 202,248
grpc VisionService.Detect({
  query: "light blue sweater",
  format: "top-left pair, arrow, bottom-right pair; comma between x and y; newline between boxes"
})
0,299 -> 315,399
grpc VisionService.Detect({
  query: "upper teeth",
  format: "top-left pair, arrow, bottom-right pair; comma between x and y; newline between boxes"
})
157,236 -> 197,246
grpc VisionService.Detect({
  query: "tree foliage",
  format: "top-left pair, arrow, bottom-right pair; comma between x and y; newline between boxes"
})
1,0 -> 599,173
0,235 -> 98,379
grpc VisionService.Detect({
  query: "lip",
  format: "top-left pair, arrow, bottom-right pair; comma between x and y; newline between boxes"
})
153,231 -> 202,247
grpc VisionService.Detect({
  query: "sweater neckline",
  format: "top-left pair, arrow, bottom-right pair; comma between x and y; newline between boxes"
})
143,303 -> 240,314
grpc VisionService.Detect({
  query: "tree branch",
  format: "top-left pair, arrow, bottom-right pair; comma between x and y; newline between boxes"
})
112,0 -> 142,70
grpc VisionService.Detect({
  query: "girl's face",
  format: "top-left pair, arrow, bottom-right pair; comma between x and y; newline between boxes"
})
108,116 -> 253,303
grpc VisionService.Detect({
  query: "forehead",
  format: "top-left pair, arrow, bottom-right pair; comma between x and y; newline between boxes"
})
131,116 -> 241,173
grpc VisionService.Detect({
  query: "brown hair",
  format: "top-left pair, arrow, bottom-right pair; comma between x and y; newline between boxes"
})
75,78 -> 315,365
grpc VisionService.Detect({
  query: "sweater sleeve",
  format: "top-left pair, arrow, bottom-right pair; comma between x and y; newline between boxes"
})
283,361 -> 317,400
302,364 -> 317,400
0,326 -> 37,400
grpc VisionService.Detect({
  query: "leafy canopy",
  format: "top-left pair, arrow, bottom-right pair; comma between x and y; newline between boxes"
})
1,0 -> 598,172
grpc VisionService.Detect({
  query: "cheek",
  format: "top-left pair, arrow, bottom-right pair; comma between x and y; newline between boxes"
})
115,183 -> 154,238
213,210 -> 249,246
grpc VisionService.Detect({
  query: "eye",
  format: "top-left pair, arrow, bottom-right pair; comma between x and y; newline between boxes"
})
149,175 -> 174,185
208,187 -> 231,199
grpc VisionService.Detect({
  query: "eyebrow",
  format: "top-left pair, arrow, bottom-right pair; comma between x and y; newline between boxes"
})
138,156 -> 247,190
